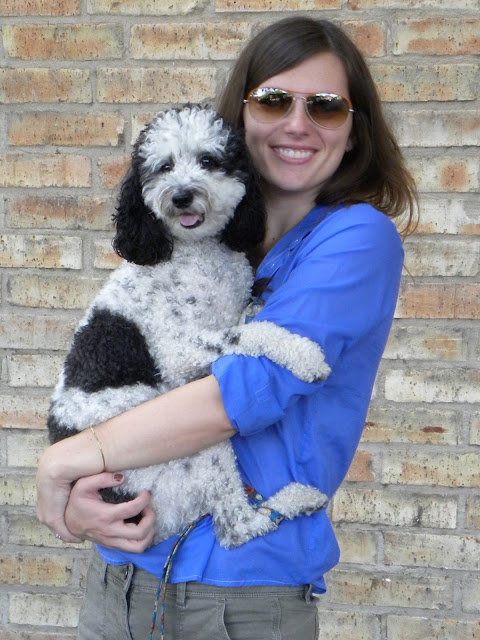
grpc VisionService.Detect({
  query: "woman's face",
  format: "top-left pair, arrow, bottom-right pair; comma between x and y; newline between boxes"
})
243,52 -> 353,206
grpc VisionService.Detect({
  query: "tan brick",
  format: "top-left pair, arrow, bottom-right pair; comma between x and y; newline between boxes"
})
465,496 -> 480,529
0,474 -> 36,506
3,24 -> 123,60
131,23 -> 252,60
97,67 -> 216,103
6,196 -> 114,231
388,108 -> 480,148
131,112 -> 157,142
386,615 -> 480,640
8,513 -> 90,549
394,18 -> 480,55
7,431 -> 49,467
97,155 -> 129,189
0,235 -> 82,269
315,610 -> 378,640
88,0 -> 206,14
385,369 -> 480,404
7,274 -> 104,309
216,0 -> 339,8
385,531 -> 480,570
414,197 -> 480,235
0,395 -> 50,429
334,528 -> 378,564
382,451 -> 480,488
471,413 -> 480,445
7,354 -> 63,388
371,64 -> 478,101
345,450 -> 374,482
0,314 -> 75,350
93,238 -> 122,270
332,488 -> 457,528
463,576 -> 480,613
405,238 -> 480,276
363,406 -> 461,445
350,0 -> 477,7
9,593 -> 82,627
0,0 -> 80,15
341,21 -> 386,58
326,569 -> 453,608
406,237 -> 479,276
9,112 -> 124,147
395,283 -> 480,319
0,552 -> 74,586
0,68 -> 92,103
407,156 -> 479,192
0,631 -> 76,640
0,155 -> 91,188
384,325 -> 466,361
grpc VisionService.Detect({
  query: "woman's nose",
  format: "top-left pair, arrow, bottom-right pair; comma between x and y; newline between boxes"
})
284,97 -> 311,132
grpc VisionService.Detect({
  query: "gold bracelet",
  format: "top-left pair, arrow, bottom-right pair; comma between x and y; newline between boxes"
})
89,425 -> 107,472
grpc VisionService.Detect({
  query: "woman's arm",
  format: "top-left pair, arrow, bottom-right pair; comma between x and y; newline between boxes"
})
37,374 -> 236,542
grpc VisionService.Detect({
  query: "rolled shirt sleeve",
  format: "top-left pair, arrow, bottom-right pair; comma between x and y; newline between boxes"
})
211,203 -> 404,437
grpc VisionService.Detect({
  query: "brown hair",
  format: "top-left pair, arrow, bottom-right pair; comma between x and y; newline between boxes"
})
217,17 -> 418,236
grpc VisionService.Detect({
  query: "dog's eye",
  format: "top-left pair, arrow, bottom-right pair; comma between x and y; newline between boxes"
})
199,155 -> 219,170
157,162 -> 172,173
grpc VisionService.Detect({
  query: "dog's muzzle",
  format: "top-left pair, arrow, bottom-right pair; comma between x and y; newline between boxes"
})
172,190 -> 205,228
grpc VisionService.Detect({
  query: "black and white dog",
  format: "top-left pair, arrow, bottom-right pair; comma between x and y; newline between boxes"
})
47,105 -> 330,548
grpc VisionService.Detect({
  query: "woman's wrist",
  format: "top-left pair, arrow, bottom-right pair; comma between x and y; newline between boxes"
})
43,428 -> 106,484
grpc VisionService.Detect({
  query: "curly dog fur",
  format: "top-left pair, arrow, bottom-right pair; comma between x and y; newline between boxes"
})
47,105 -> 330,548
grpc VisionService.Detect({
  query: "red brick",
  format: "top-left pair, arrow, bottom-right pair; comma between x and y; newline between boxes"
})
394,18 -> 480,55
395,283 -> 480,319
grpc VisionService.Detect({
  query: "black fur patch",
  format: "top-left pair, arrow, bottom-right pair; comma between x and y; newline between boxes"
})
46,413 -> 77,444
63,308 -> 160,393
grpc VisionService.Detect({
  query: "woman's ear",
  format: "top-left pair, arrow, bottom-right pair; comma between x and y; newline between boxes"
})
112,164 -> 173,266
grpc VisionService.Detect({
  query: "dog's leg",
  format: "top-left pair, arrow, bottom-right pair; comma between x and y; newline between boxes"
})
196,443 -> 278,548
260,483 -> 328,519
224,321 -> 331,383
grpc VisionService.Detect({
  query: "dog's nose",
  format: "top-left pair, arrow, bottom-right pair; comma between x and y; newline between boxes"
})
172,191 -> 194,209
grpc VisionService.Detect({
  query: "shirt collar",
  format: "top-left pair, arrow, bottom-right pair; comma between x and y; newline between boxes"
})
256,204 -> 335,279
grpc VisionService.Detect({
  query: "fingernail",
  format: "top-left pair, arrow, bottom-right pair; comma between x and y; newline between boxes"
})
114,474 -> 124,482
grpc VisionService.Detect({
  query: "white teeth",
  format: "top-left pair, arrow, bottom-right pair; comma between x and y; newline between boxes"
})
277,148 -> 313,159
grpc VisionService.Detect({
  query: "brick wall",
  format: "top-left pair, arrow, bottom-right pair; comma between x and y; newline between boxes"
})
0,1 -> 478,638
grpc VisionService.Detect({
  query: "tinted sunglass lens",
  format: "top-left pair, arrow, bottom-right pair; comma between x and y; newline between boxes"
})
307,95 -> 349,128
250,90 -> 293,122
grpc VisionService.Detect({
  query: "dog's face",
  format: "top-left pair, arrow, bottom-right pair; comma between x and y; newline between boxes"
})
137,107 -> 248,241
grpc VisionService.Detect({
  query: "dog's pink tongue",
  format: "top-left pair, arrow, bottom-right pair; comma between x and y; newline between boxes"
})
179,213 -> 202,227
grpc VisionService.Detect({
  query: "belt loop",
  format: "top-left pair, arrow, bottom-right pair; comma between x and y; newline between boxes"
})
123,563 -> 135,594
303,584 -> 313,602
101,558 -> 108,585
176,582 -> 187,606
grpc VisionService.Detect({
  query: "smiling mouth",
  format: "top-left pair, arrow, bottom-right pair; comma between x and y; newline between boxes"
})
277,148 -> 315,160
178,212 -> 205,228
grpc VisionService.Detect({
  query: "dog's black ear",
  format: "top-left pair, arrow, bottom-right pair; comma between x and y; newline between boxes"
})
112,154 -> 173,266
221,129 -> 266,253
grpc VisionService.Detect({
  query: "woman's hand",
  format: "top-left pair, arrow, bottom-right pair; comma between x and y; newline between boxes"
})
36,444 -> 84,543
65,473 -> 156,552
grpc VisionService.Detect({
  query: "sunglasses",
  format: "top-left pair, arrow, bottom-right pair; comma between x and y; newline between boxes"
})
244,88 -> 354,129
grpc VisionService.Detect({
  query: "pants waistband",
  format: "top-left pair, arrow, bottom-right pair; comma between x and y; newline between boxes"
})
92,551 -> 314,603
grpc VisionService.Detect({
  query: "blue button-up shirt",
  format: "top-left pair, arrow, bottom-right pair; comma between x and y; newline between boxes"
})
98,203 -> 404,593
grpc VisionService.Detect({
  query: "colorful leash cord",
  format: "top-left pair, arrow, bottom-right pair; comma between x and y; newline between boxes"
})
149,485 -> 284,639
149,514 -> 207,640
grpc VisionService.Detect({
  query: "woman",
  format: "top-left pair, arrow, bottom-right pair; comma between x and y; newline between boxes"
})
37,17 -> 417,640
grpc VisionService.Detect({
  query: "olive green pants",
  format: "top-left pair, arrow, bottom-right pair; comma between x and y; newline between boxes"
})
77,551 -> 319,640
